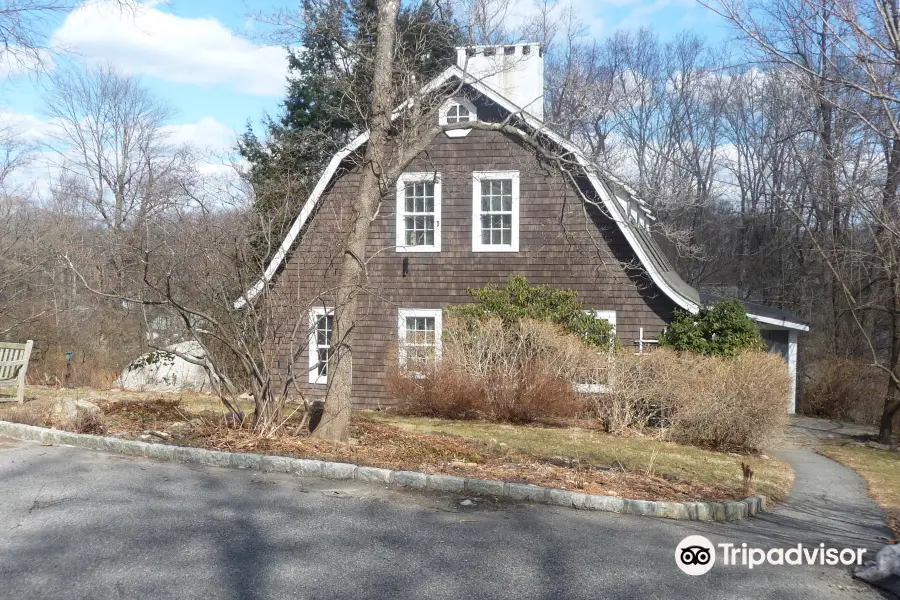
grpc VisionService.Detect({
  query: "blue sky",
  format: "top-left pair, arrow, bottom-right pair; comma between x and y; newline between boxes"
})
1,0 -> 732,169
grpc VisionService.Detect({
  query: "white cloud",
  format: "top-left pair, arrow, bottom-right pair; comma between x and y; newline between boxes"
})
0,48 -> 54,79
50,0 -> 287,95
0,109 -> 239,198
164,116 -> 234,152
0,108 -> 63,142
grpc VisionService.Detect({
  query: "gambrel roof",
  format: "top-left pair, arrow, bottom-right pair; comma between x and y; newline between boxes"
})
236,65 -> 809,332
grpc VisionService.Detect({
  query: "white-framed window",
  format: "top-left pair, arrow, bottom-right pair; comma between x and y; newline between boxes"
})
472,171 -> 520,252
439,97 -> 477,138
593,310 -> 617,335
308,307 -> 333,384
575,310 -> 616,394
396,172 -> 441,252
398,308 -> 443,372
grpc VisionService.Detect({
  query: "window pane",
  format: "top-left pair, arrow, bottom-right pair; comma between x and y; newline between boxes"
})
316,316 -> 332,346
317,349 -> 329,376
403,316 -> 437,367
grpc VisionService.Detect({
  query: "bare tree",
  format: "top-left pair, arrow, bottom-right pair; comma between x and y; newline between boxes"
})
707,0 -> 900,442
43,63 -> 188,233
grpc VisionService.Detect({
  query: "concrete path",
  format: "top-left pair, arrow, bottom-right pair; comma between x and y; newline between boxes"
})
0,435 -> 887,600
732,449 -> 893,551
783,416 -> 892,450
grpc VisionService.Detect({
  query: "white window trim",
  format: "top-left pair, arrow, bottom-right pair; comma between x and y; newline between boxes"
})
472,170 -> 520,252
575,310 -> 617,394
398,308 -> 443,374
308,306 -> 333,385
439,97 -> 477,138
396,172 -> 441,253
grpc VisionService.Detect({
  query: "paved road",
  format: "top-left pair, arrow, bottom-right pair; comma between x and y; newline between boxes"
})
0,436 -> 889,600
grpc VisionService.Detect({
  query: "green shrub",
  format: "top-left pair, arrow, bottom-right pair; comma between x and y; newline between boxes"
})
446,275 -> 615,349
659,299 -> 764,356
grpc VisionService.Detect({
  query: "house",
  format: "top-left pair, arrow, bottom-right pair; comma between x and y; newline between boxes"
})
240,43 -> 809,412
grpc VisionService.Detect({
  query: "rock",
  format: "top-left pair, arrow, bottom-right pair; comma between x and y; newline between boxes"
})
114,341 -> 212,393
166,422 -> 192,438
51,397 -> 101,424
855,544 -> 900,596
460,499 -> 474,506
867,441 -> 891,451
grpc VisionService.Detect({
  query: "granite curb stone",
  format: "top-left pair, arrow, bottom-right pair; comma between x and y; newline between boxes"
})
0,420 -> 766,523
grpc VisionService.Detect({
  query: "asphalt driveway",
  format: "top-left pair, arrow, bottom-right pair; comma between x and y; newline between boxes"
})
0,435 -> 888,600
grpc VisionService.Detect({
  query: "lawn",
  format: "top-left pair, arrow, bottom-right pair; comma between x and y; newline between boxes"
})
0,386 -> 794,504
363,412 -> 794,503
820,443 -> 900,538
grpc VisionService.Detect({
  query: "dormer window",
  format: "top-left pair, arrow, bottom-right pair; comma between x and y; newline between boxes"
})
446,102 -> 471,124
439,97 -> 476,138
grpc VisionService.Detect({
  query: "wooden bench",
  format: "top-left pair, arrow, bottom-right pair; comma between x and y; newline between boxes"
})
0,340 -> 33,403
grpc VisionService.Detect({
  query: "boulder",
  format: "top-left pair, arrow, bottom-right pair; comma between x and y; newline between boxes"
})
166,421 -> 192,438
52,397 -> 102,425
115,341 -> 212,393
855,544 -> 900,596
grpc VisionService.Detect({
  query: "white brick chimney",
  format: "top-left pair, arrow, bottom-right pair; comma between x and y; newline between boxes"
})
456,43 -> 544,121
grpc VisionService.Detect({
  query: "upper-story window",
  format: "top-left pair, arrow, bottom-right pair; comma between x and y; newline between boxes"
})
439,97 -> 476,138
472,170 -> 520,252
396,172 -> 441,252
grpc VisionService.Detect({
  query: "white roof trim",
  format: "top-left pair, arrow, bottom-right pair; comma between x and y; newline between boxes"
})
233,66 -> 810,333
748,313 -> 810,332
233,131 -> 369,309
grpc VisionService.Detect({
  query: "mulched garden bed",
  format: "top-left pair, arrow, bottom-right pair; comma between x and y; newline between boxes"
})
93,398 -> 745,502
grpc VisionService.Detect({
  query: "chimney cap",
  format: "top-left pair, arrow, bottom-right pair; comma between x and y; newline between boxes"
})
455,42 -> 542,52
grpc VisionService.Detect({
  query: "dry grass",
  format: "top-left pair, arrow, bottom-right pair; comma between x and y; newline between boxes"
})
0,385 -> 253,414
0,386 -> 794,504
819,443 -> 900,539
363,412 -> 795,502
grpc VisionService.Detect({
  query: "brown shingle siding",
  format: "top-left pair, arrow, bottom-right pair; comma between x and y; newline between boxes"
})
270,127 -> 676,407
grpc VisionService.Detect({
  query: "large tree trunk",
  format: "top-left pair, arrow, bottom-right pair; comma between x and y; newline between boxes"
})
312,0 -> 400,442
879,283 -> 900,444
878,136 -> 900,444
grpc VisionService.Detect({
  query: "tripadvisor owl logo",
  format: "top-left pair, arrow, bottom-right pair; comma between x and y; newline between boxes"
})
676,535 -> 716,576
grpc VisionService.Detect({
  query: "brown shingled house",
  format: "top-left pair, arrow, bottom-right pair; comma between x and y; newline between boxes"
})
238,43 -> 809,412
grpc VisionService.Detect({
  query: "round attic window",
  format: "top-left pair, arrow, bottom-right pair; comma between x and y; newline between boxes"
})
440,97 -> 476,137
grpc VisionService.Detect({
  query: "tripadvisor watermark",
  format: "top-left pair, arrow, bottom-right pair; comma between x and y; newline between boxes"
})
675,535 -> 866,576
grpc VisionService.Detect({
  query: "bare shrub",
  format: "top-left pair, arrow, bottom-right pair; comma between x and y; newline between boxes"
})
667,351 -> 791,452
492,365 -> 581,423
389,317 -> 589,422
2,403 -> 54,427
385,363 -> 483,419
71,410 -> 106,435
800,357 -> 886,425
593,349 -> 791,452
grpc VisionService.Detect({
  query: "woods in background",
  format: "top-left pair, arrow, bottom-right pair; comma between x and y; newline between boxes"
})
2,0 -> 899,436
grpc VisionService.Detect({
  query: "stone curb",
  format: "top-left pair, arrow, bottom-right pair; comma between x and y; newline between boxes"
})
0,420 -> 765,522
